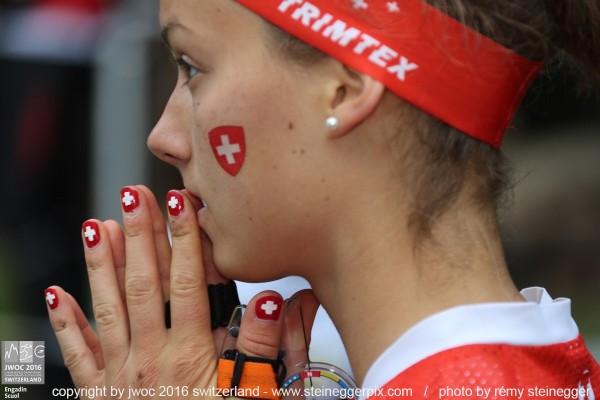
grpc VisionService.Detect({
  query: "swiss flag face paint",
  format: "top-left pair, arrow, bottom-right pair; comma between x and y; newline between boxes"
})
208,126 -> 246,177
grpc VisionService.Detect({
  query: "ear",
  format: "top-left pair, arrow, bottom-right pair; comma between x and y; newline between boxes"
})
327,67 -> 385,138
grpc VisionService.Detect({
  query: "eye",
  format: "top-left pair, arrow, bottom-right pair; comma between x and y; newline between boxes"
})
175,55 -> 201,85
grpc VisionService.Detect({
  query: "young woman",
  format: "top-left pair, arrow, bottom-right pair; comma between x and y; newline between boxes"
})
46,0 -> 600,398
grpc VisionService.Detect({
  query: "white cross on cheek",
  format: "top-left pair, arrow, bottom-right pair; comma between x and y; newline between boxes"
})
122,192 -> 135,206
45,292 -> 56,305
168,196 -> 179,209
84,226 -> 97,242
216,135 -> 242,165
260,301 -> 279,315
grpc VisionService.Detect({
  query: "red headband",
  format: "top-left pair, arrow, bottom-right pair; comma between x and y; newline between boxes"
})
236,0 -> 543,147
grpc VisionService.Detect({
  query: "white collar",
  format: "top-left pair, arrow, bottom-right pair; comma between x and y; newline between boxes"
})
360,287 -> 579,396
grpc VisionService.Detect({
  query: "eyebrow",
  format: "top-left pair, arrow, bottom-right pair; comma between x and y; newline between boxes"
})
160,20 -> 191,49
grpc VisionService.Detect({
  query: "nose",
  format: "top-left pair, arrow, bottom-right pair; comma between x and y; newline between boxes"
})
147,85 -> 192,168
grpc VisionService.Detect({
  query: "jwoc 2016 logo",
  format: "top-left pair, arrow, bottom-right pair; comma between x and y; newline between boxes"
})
1,341 -> 45,385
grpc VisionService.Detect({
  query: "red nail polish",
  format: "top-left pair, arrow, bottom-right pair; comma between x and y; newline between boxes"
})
121,187 -> 139,213
45,288 -> 59,310
82,221 -> 100,248
167,191 -> 184,217
255,296 -> 283,321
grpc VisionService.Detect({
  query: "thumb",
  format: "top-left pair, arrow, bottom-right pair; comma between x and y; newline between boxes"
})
234,291 -> 284,359
217,291 -> 284,397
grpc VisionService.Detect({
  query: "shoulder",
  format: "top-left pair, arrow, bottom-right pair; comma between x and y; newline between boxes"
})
368,337 -> 600,400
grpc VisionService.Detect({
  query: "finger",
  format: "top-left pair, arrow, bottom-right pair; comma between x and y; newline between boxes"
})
199,229 -> 228,349
166,190 -> 213,345
137,185 -> 172,298
280,290 -> 319,374
104,220 -> 126,303
66,292 -> 104,370
120,188 -> 167,347
45,286 -> 101,388
81,220 -> 129,368
235,291 -> 284,360
181,189 -> 228,285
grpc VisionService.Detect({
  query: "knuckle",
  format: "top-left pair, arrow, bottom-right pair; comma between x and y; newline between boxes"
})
93,302 -> 120,330
86,257 -> 106,272
63,349 -> 88,371
170,271 -> 201,297
238,330 -> 279,359
125,274 -> 157,305
169,222 -> 194,239
123,219 -> 145,239
50,316 -> 68,333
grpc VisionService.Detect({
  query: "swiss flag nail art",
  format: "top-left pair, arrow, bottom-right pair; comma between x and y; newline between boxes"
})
121,187 -> 139,213
167,191 -> 184,217
208,126 -> 246,177
255,296 -> 283,321
45,288 -> 59,310
82,221 -> 100,248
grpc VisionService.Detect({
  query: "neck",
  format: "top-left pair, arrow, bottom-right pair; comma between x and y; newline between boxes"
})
307,196 -> 522,385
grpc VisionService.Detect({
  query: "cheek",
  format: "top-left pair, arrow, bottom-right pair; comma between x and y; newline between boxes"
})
187,77 -> 318,278
202,156 -> 303,281
190,84 -> 287,182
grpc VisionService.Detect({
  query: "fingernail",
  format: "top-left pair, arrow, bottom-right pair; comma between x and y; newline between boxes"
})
167,191 -> 184,217
82,221 -> 100,248
44,288 -> 59,310
255,296 -> 283,321
121,187 -> 140,213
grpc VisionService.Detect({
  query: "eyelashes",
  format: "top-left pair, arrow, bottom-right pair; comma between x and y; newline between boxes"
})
172,54 -> 201,85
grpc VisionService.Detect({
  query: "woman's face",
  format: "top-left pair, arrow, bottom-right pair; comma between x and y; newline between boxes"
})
150,0 -> 337,281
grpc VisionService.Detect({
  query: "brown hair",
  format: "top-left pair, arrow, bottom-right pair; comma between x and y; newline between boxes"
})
267,0 -> 600,239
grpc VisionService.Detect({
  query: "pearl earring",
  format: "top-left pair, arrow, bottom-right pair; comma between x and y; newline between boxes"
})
325,116 -> 340,130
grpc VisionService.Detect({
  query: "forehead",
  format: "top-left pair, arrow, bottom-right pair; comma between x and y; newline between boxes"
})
159,0 -> 258,46
160,0 -> 210,27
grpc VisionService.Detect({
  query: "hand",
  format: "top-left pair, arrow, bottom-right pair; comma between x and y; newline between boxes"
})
45,186 -> 319,399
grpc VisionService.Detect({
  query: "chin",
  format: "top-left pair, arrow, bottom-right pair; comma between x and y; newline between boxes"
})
214,248 -> 288,283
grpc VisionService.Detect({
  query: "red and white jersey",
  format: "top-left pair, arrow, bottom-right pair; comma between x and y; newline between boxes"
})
363,287 -> 599,399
